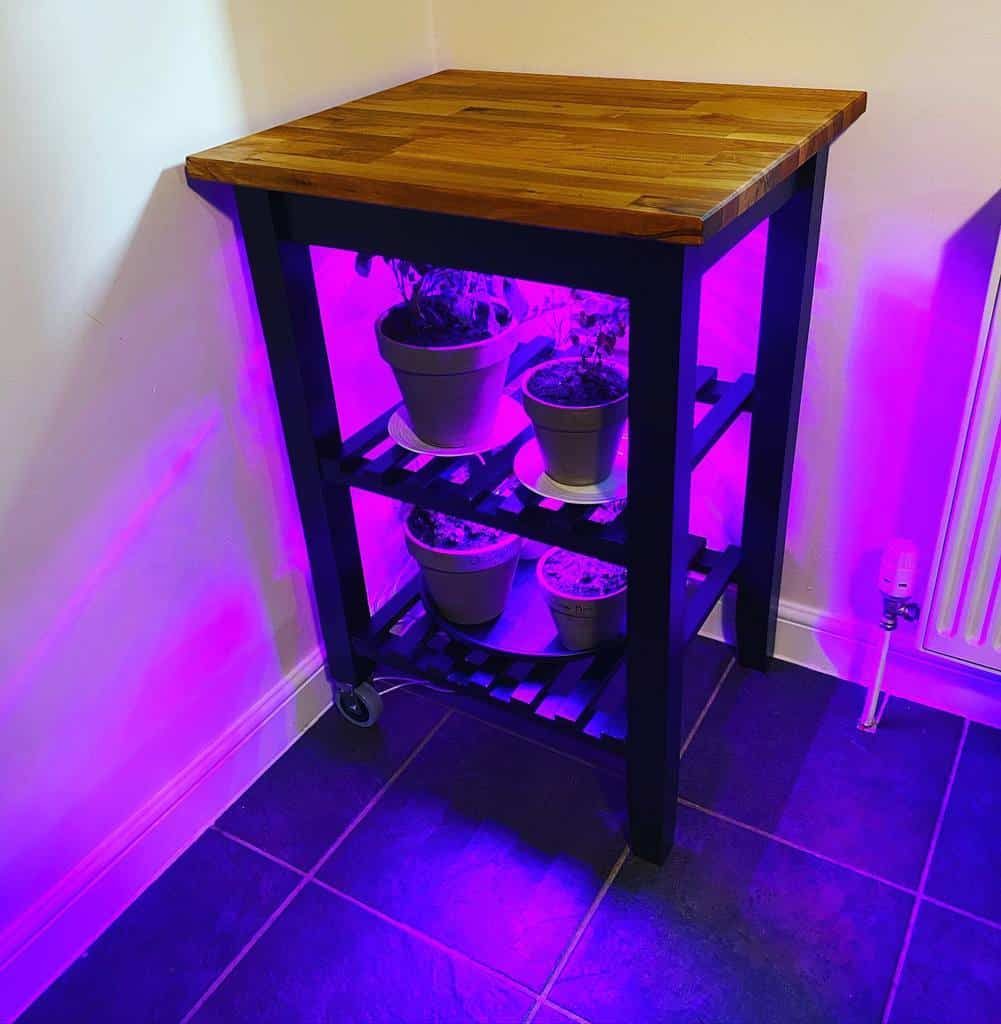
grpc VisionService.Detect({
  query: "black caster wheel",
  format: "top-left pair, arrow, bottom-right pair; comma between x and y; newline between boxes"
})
335,681 -> 384,728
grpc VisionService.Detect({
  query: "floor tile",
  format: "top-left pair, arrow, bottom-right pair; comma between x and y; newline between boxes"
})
532,1003 -> 585,1024
679,660 -> 962,886
680,636 -> 733,742
925,722 -> 1001,923
16,830 -> 298,1024
319,713 -> 625,989
191,881 -> 533,1023
888,901 -> 1001,1024
217,691 -> 447,870
551,805 -> 913,1024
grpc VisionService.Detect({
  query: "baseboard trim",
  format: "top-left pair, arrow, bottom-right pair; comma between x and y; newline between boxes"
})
0,649 -> 329,1024
701,594 -> 1001,728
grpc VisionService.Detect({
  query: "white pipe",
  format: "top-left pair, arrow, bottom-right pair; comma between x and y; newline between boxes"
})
859,628 -> 891,731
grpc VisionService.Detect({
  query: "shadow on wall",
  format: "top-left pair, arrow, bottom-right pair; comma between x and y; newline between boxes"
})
828,188 -> 1001,680
223,0 -> 433,128
0,166 -> 319,938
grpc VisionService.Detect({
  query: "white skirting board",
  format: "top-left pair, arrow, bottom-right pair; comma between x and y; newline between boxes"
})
702,594 -> 1001,729
0,649 -> 329,1024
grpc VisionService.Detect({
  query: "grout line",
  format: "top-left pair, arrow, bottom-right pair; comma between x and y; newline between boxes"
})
524,845 -> 630,1024
881,718 -> 970,1024
536,1000 -> 594,1024
179,712 -> 452,1022
922,895 -> 1001,934
678,798 -> 917,896
218,825 -> 597,1000
307,710 -> 453,876
681,655 -> 736,759
178,875 -> 311,1023
212,827 -> 307,877
313,879 -> 540,1001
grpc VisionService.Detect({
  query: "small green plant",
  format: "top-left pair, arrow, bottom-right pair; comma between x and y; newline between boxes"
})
356,255 -> 524,342
566,290 -> 628,371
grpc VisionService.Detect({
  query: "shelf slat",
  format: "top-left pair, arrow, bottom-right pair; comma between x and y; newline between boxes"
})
684,544 -> 742,644
691,374 -> 755,468
327,350 -> 744,566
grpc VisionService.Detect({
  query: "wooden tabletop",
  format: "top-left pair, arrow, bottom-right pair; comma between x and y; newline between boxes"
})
187,70 -> 865,245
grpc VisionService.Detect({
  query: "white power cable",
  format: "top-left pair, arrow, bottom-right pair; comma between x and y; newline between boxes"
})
373,675 -> 457,697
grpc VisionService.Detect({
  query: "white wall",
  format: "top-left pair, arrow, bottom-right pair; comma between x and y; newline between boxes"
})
432,0 -> 1001,703
3,1 -> 1000,1014
0,0 -> 434,1015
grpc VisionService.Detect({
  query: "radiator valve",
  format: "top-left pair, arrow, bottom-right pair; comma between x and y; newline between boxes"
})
878,538 -> 921,630
859,539 -> 921,732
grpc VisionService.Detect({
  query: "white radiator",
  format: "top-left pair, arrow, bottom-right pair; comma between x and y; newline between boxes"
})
923,238 -> 1001,672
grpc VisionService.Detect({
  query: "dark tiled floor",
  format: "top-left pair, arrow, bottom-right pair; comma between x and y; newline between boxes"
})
193,883 -> 535,1023
551,805 -> 912,1024
217,690 -> 447,871
887,901 -> 1001,1024
530,1006 -> 582,1024
924,721 -> 1001,922
679,635 -> 735,744
319,713 -> 625,989
16,830 -> 298,1024
18,649 -> 1001,1024
679,660 -> 963,887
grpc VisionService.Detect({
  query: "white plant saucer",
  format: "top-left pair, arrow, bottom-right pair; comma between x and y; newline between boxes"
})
388,395 -> 529,457
513,437 -> 628,505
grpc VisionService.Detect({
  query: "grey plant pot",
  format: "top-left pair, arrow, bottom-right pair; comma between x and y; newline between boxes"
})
377,306 -> 517,449
537,547 -> 627,651
522,358 -> 628,486
405,521 -> 522,626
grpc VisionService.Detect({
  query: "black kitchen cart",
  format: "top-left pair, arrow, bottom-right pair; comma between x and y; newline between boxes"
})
186,70 -> 866,863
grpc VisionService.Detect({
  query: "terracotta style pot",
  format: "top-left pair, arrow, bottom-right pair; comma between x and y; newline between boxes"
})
537,547 -> 627,651
405,517 -> 522,625
377,306 -> 517,449
522,359 -> 628,486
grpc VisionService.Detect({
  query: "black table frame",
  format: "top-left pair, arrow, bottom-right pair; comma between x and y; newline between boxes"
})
226,148 -> 828,864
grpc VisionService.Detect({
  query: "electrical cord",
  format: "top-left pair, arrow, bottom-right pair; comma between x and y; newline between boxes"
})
373,675 -> 458,697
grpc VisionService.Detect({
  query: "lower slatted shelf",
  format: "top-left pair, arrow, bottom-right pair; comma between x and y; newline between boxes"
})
356,589 -> 629,751
354,539 -> 741,754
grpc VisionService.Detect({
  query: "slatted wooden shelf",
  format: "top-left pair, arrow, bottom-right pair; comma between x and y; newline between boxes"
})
356,536 -> 740,753
321,337 -> 753,564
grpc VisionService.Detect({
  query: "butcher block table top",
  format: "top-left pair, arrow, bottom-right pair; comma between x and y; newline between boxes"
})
186,69 -> 865,245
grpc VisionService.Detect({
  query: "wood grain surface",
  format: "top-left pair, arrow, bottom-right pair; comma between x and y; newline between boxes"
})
186,69 -> 865,244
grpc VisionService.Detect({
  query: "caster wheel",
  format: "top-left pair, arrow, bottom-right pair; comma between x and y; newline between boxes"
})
335,681 -> 383,728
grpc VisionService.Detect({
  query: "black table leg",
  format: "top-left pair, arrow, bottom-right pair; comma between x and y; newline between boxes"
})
737,152 -> 829,670
625,245 -> 702,863
236,188 -> 371,686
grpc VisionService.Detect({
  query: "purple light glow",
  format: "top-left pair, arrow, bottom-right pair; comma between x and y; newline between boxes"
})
304,197 -> 1000,702
3,409 -> 221,713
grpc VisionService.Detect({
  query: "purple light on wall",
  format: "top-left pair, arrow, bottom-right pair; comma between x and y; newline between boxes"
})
690,221 -> 768,555
3,409 -> 221,713
303,239 -> 777,617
